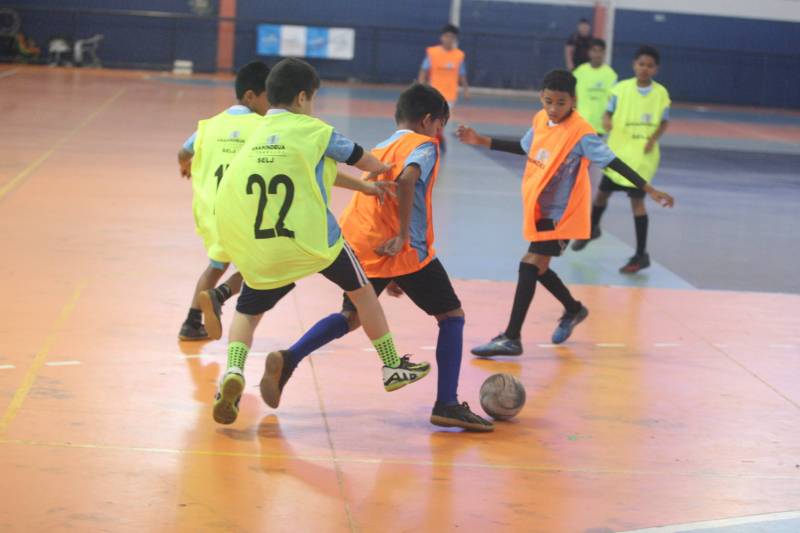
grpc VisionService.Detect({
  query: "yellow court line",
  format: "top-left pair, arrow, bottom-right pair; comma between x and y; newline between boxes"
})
0,87 -> 126,202
0,281 -> 87,436
0,436 -> 795,481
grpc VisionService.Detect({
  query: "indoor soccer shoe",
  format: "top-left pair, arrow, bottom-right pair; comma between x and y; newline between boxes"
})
198,288 -> 224,341
383,356 -> 431,392
260,350 -> 296,409
571,227 -> 601,251
619,253 -> 651,274
213,369 -> 244,425
551,305 -> 589,344
471,334 -> 523,357
179,321 -> 208,341
430,402 -> 494,432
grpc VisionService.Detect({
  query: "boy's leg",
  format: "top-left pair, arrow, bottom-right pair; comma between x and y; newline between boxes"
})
392,260 -> 493,431
180,261 -> 227,340
471,246 -> 554,357
259,279 -> 389,409
572,179 -> 614,251
198,266 -> 244,341
620,192 -> 651,274
213,282 -> 294,424
539,269 -> 589,344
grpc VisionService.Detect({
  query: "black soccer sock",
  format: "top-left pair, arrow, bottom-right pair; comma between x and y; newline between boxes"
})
215,283 -> 233,303
634,214 -> 649,256
504,263 -> 539,340
186,308 -> 202,325
538,269 -> 581,314
591,203 -> 607,230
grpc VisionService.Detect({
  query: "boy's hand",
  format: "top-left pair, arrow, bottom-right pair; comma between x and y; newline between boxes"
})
375,236 -> 406,257
179,158 -> 192,179
644,138 -> 656,154
647,187 -> 674,208
363,180 -> 397,204
456,125 -> 481,145
386,281 -> 405,298
365,163 -> 393,181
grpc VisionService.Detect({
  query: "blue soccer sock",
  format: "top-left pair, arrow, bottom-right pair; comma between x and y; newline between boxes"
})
287,313 -> 350,369
436,316 -> 465,406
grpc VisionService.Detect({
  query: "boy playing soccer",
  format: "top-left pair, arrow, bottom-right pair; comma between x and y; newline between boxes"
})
212,58 -> 431,424
418,24 -> 469,151
572,46 -> 671,274
573,38 -> 617,135
259,84 -> 494,432
458,70 -> 674,357
176,61 -> 270,341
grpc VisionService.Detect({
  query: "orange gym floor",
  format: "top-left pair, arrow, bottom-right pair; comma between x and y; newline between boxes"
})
0,66 -> 798,532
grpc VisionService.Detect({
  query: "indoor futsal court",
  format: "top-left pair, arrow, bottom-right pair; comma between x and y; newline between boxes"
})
1,1 -> 799,532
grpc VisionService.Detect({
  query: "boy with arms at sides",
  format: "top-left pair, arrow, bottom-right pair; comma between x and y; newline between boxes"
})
212,58 -> 431,424
572,46 -> 671,275
418,24 -> 469,151
176,61 -> 270,341
458,70 -> 674,357
259,84 -> 494,432
573,38 -> 617,136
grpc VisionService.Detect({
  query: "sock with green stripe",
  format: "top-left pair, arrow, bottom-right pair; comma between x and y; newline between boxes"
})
227,341 -> 249,373
372,332 -> 401,368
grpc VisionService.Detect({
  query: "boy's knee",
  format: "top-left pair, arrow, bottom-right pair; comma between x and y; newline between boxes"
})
436,308 -> 465,322
341,308 -> 361,332
521,253 -> 548,271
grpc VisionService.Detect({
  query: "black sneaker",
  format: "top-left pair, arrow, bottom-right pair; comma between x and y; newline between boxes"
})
571,227 -> 602,251
430,402 -> 494,432
260,350 -> 297,408
471,333 -> 523,357
620,253 -> 651,274
383,355 -> 431,392
198,289 -> 223,341
551,305 -> 589,344
179,321 -> 208,341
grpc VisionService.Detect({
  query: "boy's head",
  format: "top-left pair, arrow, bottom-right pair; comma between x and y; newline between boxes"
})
395,83 -> 450,139
540,70 -> 577,123
266,58 -> 321,115
235,60 -> 271,115
633,45 -> 660,84
440,24 -> 459,50
588,38 -> 606,67
577,18 -> 591,37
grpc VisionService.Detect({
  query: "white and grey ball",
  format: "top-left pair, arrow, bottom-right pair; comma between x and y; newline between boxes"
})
479,373 -> 526,420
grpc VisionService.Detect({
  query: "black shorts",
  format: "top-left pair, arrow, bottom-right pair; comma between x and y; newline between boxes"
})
528,218 -> 568,257
599,174 -> 646,198
342,258 -> 462,317
236,242 -> 369,316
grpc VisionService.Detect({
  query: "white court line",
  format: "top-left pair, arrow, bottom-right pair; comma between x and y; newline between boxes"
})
618,510 -> 800,532
596,343 -> 626,348
537,343 -> 558,348
0,365 -> 15,370
362,348 -> 376,352
0,69 -> 19,79
45,361 -> 81,367
420,346 -> 437,351
654,343 -> 681,348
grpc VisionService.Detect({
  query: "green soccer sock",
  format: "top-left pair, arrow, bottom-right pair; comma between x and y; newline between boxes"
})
227,341 -> 249,372
372,332 -> 401,368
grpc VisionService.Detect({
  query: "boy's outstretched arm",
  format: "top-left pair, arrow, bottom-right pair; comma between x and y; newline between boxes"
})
178,148 -> 193,179
456,125 -> 527,156
351,149 -> 393,175
375,165 -> 419,257
334,170 -> 396,204
605,158 -> 674,207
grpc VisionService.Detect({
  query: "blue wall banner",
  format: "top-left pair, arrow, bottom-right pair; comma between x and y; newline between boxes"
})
257,24 -> 355,60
